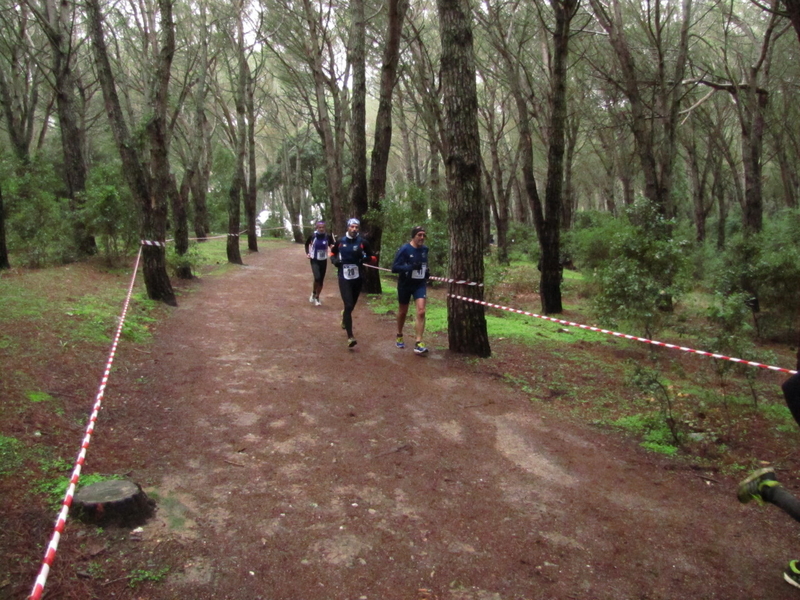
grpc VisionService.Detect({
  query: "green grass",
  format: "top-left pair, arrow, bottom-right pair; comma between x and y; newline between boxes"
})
609,413 -> 681,456
0,266 -> 161,349
0,436 -> 23,477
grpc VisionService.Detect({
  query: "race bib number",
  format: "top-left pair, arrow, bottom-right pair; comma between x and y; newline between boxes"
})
315,249 -> 327,260
343,264 -> 359,280
411,264 -> 426,279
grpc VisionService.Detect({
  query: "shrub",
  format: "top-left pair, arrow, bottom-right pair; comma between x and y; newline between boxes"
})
81,161 -> 139,264
713,210 -> 800,342
3,159 -> 74,267
589,201 -> 692,338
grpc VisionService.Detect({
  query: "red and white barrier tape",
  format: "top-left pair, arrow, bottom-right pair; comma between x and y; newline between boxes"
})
429,275 -> 483,286
29,248 -> 144,600
364,264 -> 482,287
449,294 -> 797,375
149,233 -> 241,244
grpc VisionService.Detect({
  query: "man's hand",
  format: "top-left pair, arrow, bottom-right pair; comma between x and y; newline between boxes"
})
369,256 -> 378,266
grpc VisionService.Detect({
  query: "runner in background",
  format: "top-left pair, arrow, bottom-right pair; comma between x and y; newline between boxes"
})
391,225 -> 430,355
737,371 -> 800,589
329,218 -> 377,349
304,221 -> 334,306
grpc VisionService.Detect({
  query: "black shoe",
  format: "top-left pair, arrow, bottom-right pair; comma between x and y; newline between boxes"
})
348,337 -> 357,348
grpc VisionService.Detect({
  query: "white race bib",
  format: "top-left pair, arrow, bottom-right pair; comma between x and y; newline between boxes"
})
343,264 -> 359,280
411,264 -> 426,279
315,249 -> 327,260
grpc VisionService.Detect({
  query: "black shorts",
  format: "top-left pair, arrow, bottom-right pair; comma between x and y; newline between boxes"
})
310,259 -> 327,283
398,282 -> 427,305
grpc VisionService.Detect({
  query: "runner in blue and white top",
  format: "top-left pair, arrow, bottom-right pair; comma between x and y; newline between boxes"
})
391,225 -> 430,355
329,218 -> 377,349
304,220 -> 335,306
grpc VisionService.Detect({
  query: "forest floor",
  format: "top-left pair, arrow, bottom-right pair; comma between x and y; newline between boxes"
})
3,240 -> 800,600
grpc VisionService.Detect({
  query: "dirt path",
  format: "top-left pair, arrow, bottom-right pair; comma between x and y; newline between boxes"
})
77,242 -> 798,600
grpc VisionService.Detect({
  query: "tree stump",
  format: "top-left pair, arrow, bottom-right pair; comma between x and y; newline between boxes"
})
72,480 -> 155,526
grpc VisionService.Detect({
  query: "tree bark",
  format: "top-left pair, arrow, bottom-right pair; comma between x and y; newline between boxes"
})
301,0 -> 346,230
0,5 -> 40,165
245,63 -> 258,253
0,185 -> 9,270
42,0 -> 95,256
538,0 -> 578,315
363,0 -> 409,294
438,0 -> 490,358
226,5 -> 247,266
589,0 -> 693,222
783,0 -> 800,46
86,0 -> 176,305
190,4 -> 211,241
170,173 -> 192,279
349,0 -> 368,228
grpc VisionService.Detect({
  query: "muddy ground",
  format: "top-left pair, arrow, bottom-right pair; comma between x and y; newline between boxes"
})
10,242 -> 800,600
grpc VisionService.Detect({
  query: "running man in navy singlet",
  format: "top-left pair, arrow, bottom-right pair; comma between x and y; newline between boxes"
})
391,225 -> 430,355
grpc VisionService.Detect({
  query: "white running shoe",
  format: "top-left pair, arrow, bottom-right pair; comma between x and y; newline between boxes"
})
309,294 -> 316,303
314,298 -> 321,306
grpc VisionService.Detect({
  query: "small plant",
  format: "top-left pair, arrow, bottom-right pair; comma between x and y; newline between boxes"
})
128,565 -> 170,588
627,364 -> 684,449
611,413 -> 680,456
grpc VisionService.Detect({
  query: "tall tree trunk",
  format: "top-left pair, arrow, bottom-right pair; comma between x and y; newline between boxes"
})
349,0 -> 367,228
438,0 -> 490,357
0,10 -> 39,165
740,87 -> 768,235
190,4 -> 211,241
227,5 -> 246,266
774,131 -> 799,209
713,167 -> 728,250
589,0 -> 693,222
170,173 -> 192,279
539,0 -> 578,315
363,0 -> 409,294
245,66 -> 258,252
783,0 -> 800,49
0,185 -> 9,270
561,111 -> 578,231
86,0 -> 175,305
43,0 -> 95,256
302,0 -> 345,230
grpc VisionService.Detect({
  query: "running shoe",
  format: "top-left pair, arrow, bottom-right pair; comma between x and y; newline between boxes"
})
309,293 -> 316,303
348,337 -> 357,348
396,335 -> 405,349
314,298 -> 322,306
786,561 -> 800,589
737,467 -> 778,504
413,342 -> 429,355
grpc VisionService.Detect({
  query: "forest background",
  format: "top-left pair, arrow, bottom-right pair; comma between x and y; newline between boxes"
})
3,0 -> 800,594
